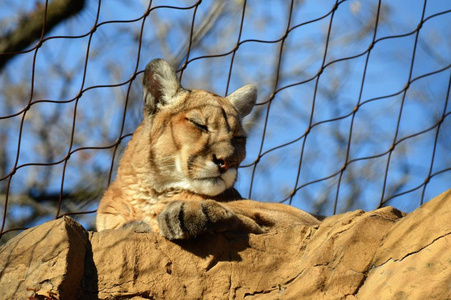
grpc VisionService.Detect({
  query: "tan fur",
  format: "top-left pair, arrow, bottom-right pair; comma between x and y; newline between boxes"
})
96,59 -> 319,239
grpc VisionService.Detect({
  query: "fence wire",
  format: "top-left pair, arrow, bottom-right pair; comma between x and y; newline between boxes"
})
0,0 -> 450,241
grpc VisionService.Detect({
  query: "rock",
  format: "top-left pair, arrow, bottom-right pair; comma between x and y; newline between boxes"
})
277,206 -> 406,299
0,216 -> 88,300
357,189 -> 451,300
87,221 -> 318,299
0,190 -> 450,299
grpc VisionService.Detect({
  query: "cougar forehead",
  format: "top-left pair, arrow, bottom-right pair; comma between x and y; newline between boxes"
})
149,89 -> 247,196
185,91 -> 242,127
178,90 -> 240,118
154,90 -> 246,137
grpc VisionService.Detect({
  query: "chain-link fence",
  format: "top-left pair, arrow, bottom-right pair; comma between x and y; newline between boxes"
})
1,0 -> 450,241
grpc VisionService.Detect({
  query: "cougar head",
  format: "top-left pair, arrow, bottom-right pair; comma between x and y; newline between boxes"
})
141,59 -> 257,196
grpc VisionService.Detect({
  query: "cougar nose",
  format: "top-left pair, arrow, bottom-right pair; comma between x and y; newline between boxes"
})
213,155 -> 230,173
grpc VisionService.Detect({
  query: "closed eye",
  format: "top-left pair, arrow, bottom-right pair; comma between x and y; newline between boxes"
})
186,118 -> 209,132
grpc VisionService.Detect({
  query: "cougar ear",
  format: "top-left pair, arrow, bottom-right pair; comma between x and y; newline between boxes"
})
226,84 -> 257,118
142,59 -> 182,115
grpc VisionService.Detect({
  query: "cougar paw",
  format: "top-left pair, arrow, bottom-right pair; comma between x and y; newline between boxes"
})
158,200 -> 237,240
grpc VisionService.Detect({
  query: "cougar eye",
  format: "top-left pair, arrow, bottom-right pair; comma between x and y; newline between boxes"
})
186,118 -> 209,132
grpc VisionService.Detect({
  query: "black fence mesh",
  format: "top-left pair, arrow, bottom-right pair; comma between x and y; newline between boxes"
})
1,0 -> 450,241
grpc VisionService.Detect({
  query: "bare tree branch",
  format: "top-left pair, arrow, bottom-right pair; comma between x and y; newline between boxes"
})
0,0 -> 85,69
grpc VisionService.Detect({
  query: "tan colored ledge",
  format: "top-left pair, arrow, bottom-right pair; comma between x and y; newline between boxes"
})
1,189 -> 450,299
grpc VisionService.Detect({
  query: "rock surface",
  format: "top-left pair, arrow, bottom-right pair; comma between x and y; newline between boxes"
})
1,190 -> 450,299
0,216 -> 87,299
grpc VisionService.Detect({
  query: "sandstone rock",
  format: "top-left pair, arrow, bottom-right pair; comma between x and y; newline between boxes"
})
0,216 -> 88,300
357,189 -> 451,300
87,221 -> 318,299
0,190 -> 450,299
